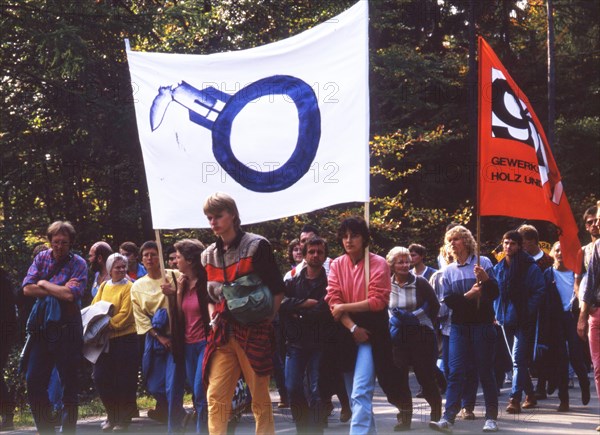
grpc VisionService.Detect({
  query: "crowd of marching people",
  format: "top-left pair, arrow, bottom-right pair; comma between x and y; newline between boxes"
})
0,194 -> 599,434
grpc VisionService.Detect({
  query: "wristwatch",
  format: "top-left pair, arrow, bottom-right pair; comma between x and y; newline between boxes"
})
350,324 -> 358,334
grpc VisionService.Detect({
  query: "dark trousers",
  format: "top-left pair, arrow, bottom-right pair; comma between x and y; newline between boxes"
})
556,310 -> 590,403
272,317 -> 288,403
318,327 -> 349,412
26,324 -> 82,434
392,325 -> 442,423
93,334 -> 139,426
0,352 -> 15,419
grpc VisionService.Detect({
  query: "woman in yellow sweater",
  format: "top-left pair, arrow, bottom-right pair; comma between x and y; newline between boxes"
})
91,253 -> 138,432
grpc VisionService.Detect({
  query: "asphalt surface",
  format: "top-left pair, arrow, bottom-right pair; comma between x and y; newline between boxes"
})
5,374 -> 599,434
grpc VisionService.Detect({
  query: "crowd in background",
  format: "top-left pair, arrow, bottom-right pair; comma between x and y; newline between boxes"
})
0,195 -> 599,434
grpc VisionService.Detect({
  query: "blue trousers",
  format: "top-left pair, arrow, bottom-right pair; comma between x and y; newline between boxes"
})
443,323 -> 498,423
343,343 -> 376,435
184,341 -> 207,433
47,367 -> 63,413
145,346 -> 186,433
503,325 -> 535,401
285,345 -> 323,432
442,333 -> 478,411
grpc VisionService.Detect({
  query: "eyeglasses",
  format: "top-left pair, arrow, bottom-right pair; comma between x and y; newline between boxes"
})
51,241 -> 70,247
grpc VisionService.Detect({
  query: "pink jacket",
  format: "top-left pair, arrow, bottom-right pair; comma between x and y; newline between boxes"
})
326,252 -> 391,312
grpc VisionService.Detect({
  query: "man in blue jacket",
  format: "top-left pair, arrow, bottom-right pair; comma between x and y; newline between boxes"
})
494,230 -> 545,415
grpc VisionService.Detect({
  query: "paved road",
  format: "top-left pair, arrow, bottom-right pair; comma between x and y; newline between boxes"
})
6,376 -> 599,434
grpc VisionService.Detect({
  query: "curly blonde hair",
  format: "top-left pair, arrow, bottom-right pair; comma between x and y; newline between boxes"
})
444,225 -> 477,258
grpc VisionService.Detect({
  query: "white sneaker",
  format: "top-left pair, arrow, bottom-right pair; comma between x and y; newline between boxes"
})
429,417 -> 453,433
483,419 -> 498,432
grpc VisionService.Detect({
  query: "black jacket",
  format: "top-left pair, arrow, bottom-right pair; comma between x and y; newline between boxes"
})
280,267 -> 332,349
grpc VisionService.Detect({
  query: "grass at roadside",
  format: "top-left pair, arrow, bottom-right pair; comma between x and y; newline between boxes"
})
12,394 -> 193,428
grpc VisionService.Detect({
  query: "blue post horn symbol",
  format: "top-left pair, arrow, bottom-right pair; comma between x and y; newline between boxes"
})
150,75 -> 321,193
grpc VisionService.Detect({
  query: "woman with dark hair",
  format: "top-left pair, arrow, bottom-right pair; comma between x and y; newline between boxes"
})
325,217 -> 401,434
288,239 -> 303,269
172,238 -> 209,433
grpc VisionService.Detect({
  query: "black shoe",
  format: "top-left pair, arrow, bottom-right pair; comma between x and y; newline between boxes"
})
394,422 -> 411,432
340,408 -> 352,423
582,381 -> 591,405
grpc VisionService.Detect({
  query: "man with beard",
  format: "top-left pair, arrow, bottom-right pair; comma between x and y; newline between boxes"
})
88,241 -> 113,300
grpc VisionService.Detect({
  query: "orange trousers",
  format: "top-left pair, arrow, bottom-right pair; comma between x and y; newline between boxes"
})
206,337 -> 274,435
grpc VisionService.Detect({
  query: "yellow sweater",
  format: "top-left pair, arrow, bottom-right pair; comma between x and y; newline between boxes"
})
92,279 -> 137,338
130,270 -> 180,335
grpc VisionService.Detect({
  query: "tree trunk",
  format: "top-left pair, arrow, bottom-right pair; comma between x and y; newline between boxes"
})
547,0 -> 556,150
468,0 -> 477,198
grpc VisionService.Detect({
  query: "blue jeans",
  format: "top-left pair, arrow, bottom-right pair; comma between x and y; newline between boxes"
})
503,325 -> 534,401
285,345 -> 323,431
444,323 -> 498,423
343,343 -> 376,435
165,352 -> 186,434
26,323 -> 83,434
441,332 -> 479,412
461,355 -> 479,411
184,341 -> 207,433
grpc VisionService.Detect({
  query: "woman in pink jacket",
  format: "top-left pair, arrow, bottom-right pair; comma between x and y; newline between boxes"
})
325,217 -> 402,434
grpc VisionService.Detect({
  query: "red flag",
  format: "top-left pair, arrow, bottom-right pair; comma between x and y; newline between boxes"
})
478,37 -> 581,273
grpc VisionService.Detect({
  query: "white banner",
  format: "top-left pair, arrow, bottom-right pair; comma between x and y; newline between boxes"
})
126,1 -> 369,229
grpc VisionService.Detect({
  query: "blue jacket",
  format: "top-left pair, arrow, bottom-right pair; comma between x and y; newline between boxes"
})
494,251 -> 545,327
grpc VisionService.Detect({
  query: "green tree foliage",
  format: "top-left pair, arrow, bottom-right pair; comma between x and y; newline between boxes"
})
1,0 -> 598,280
